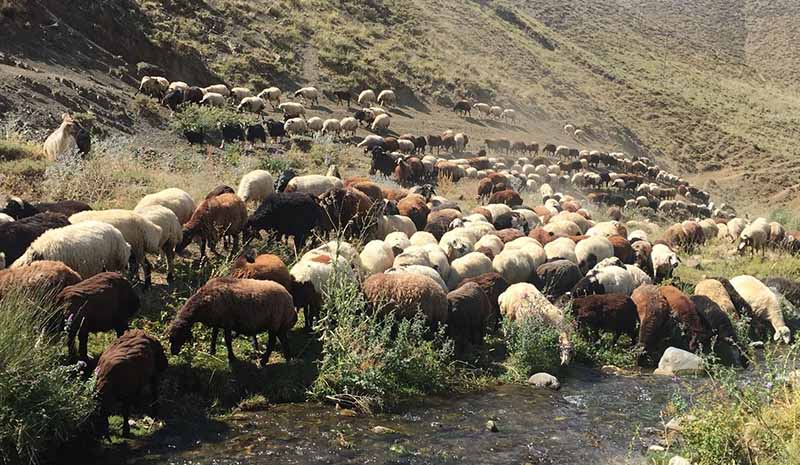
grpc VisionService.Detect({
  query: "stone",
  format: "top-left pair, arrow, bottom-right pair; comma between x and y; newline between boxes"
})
669,456 -> 691,465
527,372 -> 561,390
371,426 -> 396,435
654,347 -> 704,376
665,415 -> 696,433
486,420 -> 499,432
648,445 -> 666,452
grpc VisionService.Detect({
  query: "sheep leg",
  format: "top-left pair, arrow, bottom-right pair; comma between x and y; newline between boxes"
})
143,257 -> 152,289
260,332 -> 277,367
121,404 -> 131,437
278,330 -> 292,360
150,376 -> 160,417
79,331 -> 89,361
224,329 -> 236,364
251,335 -> 259,351
199,237 -> 207,260
165,246 -> 176,284
611,331 -> 622,347
209,328 -> 218,355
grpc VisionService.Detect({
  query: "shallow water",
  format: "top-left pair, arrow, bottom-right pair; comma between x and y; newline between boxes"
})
93,367 -> 693,465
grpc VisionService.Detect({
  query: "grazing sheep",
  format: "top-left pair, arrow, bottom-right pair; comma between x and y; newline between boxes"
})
230,252 -> 292,289
137,76 -> 169,98
764,277 -> 800,309
357,240 -> 395,277
730,275 -> 791,344
632,284 -> 682,365
176,193 -> 248,259
738,222 -> 768,256
278,102 -> 306,118
0,212 -> 70,264
492,249 -> 538,284
257,87 -> 282,107
168,278 -> 297,365
572,294 -> 639,345
200,92 -> 226,107
231,87 -> 252,100
285,175 -> 343,196
322,118 -> 341,137
203,84 -> 230,97
237,96 -> 266,114
58,272 -> 139,360
294,86 -> 320,105
457,272 -> 509,327
498,282 -> 573,364
376,215 -> 417,239
135,188 -> 196,225
362,273 -> 448,326
284,117 -> 308,136
694,279 -> 739,317
69,210 -> 163,288
385,265 -> 448,292
447,282 -> 492,351
358,89 -> 376,106
290,254 -> 353,329
371,113 -> 391,132
475,234 -> 505,258
132,205 -> 183,283
572,264 -> 636,296
609,235 -> 636,264
237,170 -> 275,204
651,243 -> 680,282
544,237 -> 578,263
659,285 -> 710,352
12,221 -> 131,279
690,295 -> 744,367
453,100 -> 471,116
94,330 -> 168,437
0,260 -> 81,299
43,114 -> 81,160
536,260 -> 581,298
575,235 -> 615,273
384,232 -> 410,256
398,194 -> 430,231
306,116 -> 324,134
377,89 -> 396,107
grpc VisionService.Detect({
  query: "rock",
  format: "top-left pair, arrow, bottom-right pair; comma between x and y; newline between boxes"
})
654,347 -> 704,376
486,420 -> 499,432
527,372 -> 561,390
601,365 -> 625,375
371,426 -> 396,435
669,456 -> 691,465
665,415 -> 696,433
648,445 -> 666,452
683,258 -> 702,270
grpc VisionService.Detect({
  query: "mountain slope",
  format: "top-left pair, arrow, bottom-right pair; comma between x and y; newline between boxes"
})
2,0 -> 800,209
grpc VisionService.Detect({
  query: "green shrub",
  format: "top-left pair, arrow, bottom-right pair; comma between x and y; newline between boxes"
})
170,104 -> 242,136
0,290 -> 96,465
502,316 -> 561,381
0,138 -> 42,162
310,269 -> 455,412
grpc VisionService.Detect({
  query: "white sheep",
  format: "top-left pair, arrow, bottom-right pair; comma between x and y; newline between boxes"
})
453,133 -> 466,152
285,175 -> 343,196
358,240 -> 395,276
377,90 -> 396,107
489,106 -> 503,118
133,205 -> 182,283
284,117 -> 308,136
385,265 -> 448,292
43,114 -> 80,161
135,188 -> 196,225
384,231 -> 411,255
551,211 -> 590,233
237,170 -> 274,204
446,252 -> 493,289
501,109 -> 517,122
358,90 -> 376,106
322,119 -> 341,137
357,134 -> 385,150
417,244 -> 450,279
278,102 -> 306,118
231,87 -> 252,100
200,92 -> 226,107
583,265 -> 636,295
586,221 -> 624,238
575,236 -> 614,272
257,87 -> 282,107
237,96 -> 266,114
339,117 -> 358,137
439,229 -> 476,261
492,249 -> 537,284
483,203 -> 512,220
371,113 -> 391,132
473,103 -> 491,118
203,84 -> 230,97
393,247 -> 432,269
376,215 -> 417,239
168,81 -> 189,92
544,237 -> 578,263
294,86 -> 320,105
306,117 -> 324,134
474,235 -> 504,256
563,124 -> 575,135
731,275 -> 791,344
302,241 -> 359,264
738,222 -> 768,255
0,213 -> 13,225
12,221 -> 131,279
137,76 -> 169,97
397,139 -> 415,153
410,231 -> 438,246
69,210 -> 162,286
544,220 -> 581,237
726,218 -> 747,242
651,243 -> 680,281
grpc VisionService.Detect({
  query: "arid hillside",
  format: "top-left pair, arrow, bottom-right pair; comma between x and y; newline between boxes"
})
2,0 -> 800,209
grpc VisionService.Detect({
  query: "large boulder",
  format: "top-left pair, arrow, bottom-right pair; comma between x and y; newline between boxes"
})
654,347 -> 704,376
527,372 -> 561,390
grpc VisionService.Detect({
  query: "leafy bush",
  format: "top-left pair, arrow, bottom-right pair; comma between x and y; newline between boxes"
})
0,290 -> 96,465
0,138 -> 42,162
310,269 -> 455,412
170,104 -> 242,136
502,316 -> 561,381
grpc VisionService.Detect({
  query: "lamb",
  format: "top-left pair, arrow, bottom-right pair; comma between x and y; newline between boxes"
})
94,330 -> 168,437
257,87 -> 282,107
371,113 -> 391,132
362,273 -> 448,325
0,212 -> 70,264
237,170 -> 275,204
12,221 -> 131,279
200,92 -> 226,107
176,193 -> 247,259
498,282 -> 573,364
377,89 -> 397,107
135,188 -> 196,225
730,275 -> 791,344
572,294 -> 639,345
284,117 -> 308,136
57,272 -> 139,360
43,114 -> 80,160
294,86 -> 320,105
447,282 -> 492,351
358,89 -> 376,106
168,278 -> 297,365
537,260 -> 581,298
285,175 -> 343,196
0,260 -> 81,299
651,243 -> 680,282
446,252 -> 494,289
69,210 -> 163,288
278,102 -> 306,118
575,235 -> 615,273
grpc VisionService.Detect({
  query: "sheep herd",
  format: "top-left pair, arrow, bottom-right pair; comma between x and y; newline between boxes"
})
6,74 -> 800,441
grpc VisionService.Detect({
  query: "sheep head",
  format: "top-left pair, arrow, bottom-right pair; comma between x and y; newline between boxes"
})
167,318 -> 193,355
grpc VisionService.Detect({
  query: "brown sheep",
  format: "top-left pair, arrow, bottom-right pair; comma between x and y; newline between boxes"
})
471,206 -> 494,223
58,272 -> 139,361
318,187 -> 373,236
0,260 -> 81,299
350,180 -> 384,204
435,160 -> 463,182
205,184 -> 236,199
94,330 -> 168,437
632,284 -> 675,366
682,221 -> 704,251
572,294 -> 639,345
631,241 -> 653,277
659,285 -> 710,352
176,193 -> 247,258
492,228 -> 525,243
362,273 -> 448,326
488,189 -> 523,207
662,223 -> 688,250
447,282 -> 492,352
607,206 -> 623,221
398,194 -> 430,231
425,208 -> 462,240
529,227 -> 558,246
382,187 -> 409,202
168,278 -> 297,366
609,235 -> 636,265
229,252 -> 292,287
457,272 -> 509,328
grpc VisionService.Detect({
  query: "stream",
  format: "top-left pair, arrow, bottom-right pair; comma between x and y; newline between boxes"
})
91,367 -> 698,465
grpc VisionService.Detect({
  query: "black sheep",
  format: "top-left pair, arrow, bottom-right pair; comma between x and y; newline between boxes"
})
0,212 -> 71,264
493,211 -> 529,233
274,169 -> 297,193
220,123 -> 244,148
245,192 -> 323,248
76,126 -> 91,156
183,87 -> 204,105
265,119 -> 286,142
572,294 -> 639,345
457,272 -> 509,330
447,282 -> 492,353
162,89 -> 184,111
354,109 -> 372,126
333,90 -> 352,106
764,277 -> 800,309
184,129 -> 205,145
453,100 -> 471,116
537,260 -> 581,298
691,295 -> 745,367
370,147 -> 399,177
245,123 -> 267,145
1,197 -> 90,220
